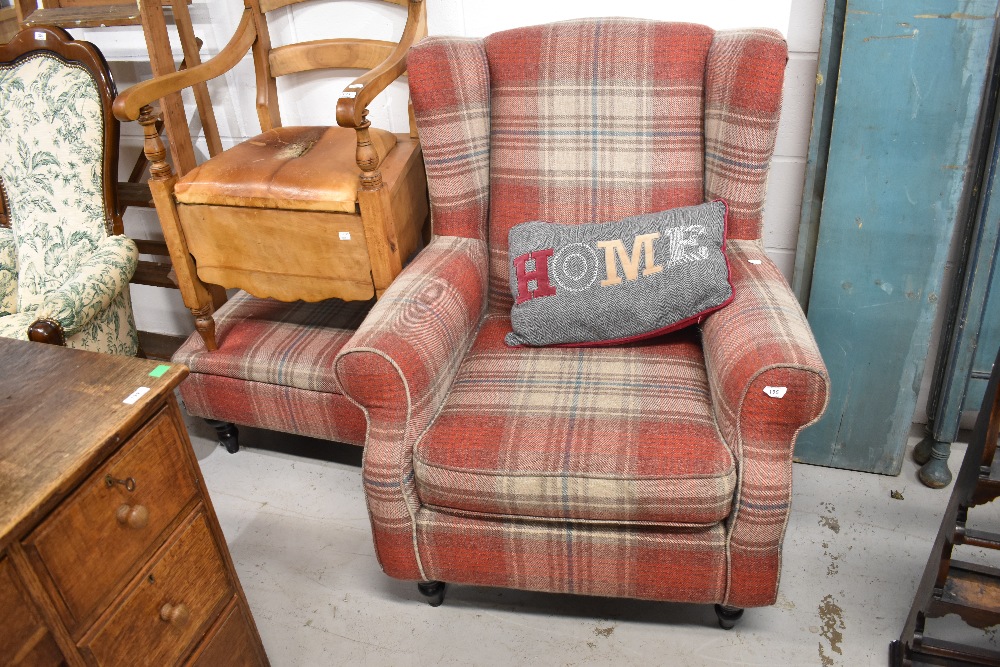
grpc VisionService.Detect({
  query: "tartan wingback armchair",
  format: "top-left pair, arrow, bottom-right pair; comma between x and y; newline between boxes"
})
335,19 -> 830,626
0,27 -> 138,355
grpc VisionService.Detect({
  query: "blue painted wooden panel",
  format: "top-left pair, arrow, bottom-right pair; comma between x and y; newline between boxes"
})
794,0 -> 998,474
792,0 -> 847,307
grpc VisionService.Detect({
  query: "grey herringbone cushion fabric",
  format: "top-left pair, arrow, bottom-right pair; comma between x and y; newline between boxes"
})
505,200 -> 733,347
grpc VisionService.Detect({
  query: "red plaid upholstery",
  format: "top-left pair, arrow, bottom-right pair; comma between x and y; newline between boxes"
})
173,291 -> 371,445
407,38 -> 491,242
705,30 -> 788,240
336,236 -> 488,579
415,315 -> 735,524
336,19 -> 828,609
485,20 -> 713,310
416,511 -> 727,602
701,240 -> 829,606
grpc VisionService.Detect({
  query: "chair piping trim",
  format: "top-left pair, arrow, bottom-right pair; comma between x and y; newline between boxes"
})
718,360 -> 831,606
336,345 -> 428,581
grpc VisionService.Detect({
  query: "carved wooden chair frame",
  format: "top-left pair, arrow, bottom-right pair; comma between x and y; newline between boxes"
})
113,0 -> 427,351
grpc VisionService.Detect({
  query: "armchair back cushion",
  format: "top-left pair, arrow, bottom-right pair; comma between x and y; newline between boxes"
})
1,54 -> 109,310
484,21 -> 713,309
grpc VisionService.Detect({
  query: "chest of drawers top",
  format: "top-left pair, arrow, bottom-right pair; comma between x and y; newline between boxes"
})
0,338 -> 189,552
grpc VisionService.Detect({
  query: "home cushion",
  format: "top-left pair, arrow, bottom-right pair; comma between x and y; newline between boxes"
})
174,125 -> 397,214
505,200 -> 732,346
414,314 -> 737,526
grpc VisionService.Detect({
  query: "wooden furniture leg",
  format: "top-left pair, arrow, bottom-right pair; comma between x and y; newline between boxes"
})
139,105 -> 218,350
890,344 -> 1000,665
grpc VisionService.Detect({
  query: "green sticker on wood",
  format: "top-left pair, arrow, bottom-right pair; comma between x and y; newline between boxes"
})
149,364 -> 170,378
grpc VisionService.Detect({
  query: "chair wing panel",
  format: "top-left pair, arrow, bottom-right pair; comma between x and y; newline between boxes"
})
704,28 -> 787,241
408,36 -> 491,242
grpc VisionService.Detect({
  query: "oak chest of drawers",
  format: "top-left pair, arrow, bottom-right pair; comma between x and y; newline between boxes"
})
0,338 -> 268,666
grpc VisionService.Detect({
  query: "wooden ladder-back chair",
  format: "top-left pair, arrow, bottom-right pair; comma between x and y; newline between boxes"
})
113,0 -> 429,352
14,0 -> 223,176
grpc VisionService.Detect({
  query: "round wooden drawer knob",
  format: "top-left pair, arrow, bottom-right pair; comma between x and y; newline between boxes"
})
159,602 -> 191,627
115,504 -> 149,529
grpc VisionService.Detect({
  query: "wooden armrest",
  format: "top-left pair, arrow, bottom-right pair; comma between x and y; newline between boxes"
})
336,0 -> 426,129
113,9 -> 257,121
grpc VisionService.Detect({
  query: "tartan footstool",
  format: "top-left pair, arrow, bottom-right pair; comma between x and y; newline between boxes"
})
171,290 -> 372,452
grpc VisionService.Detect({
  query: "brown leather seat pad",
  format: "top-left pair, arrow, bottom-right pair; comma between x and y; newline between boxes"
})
174,125 -> 397,213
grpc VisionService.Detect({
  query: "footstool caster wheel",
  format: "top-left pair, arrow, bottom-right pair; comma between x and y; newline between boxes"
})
205,419 -> 240,454
417,581 -> 446,607
715,604 -> 744,630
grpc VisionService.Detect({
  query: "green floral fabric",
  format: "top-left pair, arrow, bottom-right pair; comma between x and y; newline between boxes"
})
0,53 -> 138,355
0,225 -> 15,315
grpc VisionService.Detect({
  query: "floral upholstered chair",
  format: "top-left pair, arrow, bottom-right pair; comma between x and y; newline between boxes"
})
0,27 -> 138,355
334,19 -> 830,627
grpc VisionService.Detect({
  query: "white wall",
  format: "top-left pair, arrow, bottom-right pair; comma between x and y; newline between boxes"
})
68,0 -> 823,337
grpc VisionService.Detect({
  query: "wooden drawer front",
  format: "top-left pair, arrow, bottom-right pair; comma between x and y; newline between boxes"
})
188,599 -> 266,666
178,204 -> 377,302
26,408 -> 199,630
0,556 -> 64,666
84,512 -> 233,666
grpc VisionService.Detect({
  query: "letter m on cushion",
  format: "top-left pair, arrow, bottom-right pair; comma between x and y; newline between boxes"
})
512,249 -> 557,304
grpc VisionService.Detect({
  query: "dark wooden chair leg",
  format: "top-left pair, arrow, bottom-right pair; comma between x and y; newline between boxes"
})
892,345 -> 1000,663
205,419 -> 239,454
714,604 -> 744,630
417,581 -> 446,607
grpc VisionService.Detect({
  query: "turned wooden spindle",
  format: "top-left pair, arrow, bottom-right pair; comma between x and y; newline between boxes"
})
137,104 -> 219,351
192,304 -> 218,352
139,105 -> 171,182
354,114 -> 383,192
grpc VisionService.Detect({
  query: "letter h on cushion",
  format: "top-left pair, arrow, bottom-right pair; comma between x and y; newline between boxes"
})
335,19 -> 830,626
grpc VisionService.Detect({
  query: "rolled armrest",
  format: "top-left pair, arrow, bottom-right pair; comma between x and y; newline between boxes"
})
336,235 -> 487,440
335,235 -> 486,579
702,239 -> 829,450
0,226 -> 15,315
113,10 -> 257,121
335,0 -> 427,129
33,235 -> 138,336
702,239 -> 829,608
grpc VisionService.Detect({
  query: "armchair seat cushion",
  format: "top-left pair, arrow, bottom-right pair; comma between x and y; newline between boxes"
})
173,125 -> 397,214
413,314 -> 736,526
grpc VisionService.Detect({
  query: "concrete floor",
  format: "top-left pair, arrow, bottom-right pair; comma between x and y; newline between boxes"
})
185,417 -> 998,666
